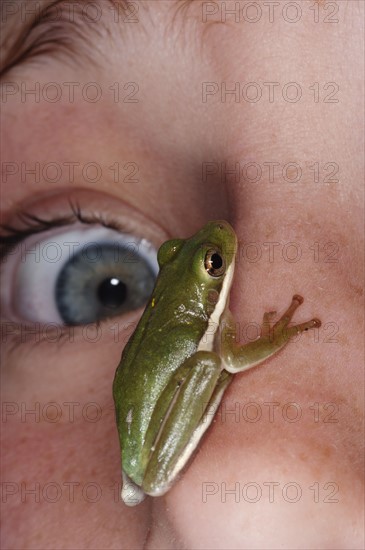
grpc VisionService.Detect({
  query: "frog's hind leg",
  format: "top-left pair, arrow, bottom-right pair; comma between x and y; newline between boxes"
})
141,352 -> 232,497
167,368 -> 233,485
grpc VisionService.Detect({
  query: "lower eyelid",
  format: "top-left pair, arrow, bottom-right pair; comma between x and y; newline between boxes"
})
1,307 -> 141,355
1,318 -> 103,353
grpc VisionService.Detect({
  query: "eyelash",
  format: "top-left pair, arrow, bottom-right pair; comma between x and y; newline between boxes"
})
0,201 -> 124,262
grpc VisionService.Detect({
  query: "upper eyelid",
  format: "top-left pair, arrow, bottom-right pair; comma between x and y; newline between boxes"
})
0,203 -> 127,262
0,212 -> 76,260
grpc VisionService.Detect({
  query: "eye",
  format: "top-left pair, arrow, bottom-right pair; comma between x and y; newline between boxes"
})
204,248 -> 225,278
1,225 -> 158,325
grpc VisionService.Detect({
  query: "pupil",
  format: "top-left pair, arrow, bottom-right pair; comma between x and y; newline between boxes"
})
211,253 -> 223,269
97,278 -> 127,309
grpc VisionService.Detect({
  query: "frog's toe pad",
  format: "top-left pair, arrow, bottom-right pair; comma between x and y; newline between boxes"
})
121,470 -> 146,506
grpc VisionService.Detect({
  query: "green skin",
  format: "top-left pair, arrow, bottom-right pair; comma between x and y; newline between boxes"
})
113,221 -> 321,506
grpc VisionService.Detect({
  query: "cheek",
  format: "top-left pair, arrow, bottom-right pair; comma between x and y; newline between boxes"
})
1,322 -> 152,547
1,328 -> 121,507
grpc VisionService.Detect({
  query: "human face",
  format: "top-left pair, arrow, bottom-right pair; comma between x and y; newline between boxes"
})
1,1 -> 364,548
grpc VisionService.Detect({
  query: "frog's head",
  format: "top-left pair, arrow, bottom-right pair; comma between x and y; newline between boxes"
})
157,220 -> 237,316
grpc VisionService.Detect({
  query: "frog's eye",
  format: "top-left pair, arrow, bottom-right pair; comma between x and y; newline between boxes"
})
204,248 -> 225,278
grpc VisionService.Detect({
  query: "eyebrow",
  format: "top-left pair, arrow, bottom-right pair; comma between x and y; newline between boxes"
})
0,0 -> 196,76
0,0 -> 120,75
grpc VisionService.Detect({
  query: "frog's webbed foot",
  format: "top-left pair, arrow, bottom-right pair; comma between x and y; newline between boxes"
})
222,295 -> 321,373
263,295 -> 321,340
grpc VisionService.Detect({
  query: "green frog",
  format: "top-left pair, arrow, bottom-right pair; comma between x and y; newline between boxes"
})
113,221 -> 321,505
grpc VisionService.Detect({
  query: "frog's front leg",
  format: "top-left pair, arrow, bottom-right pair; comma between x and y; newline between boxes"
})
221,294 -> 321,373
141,351 -> 229,497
